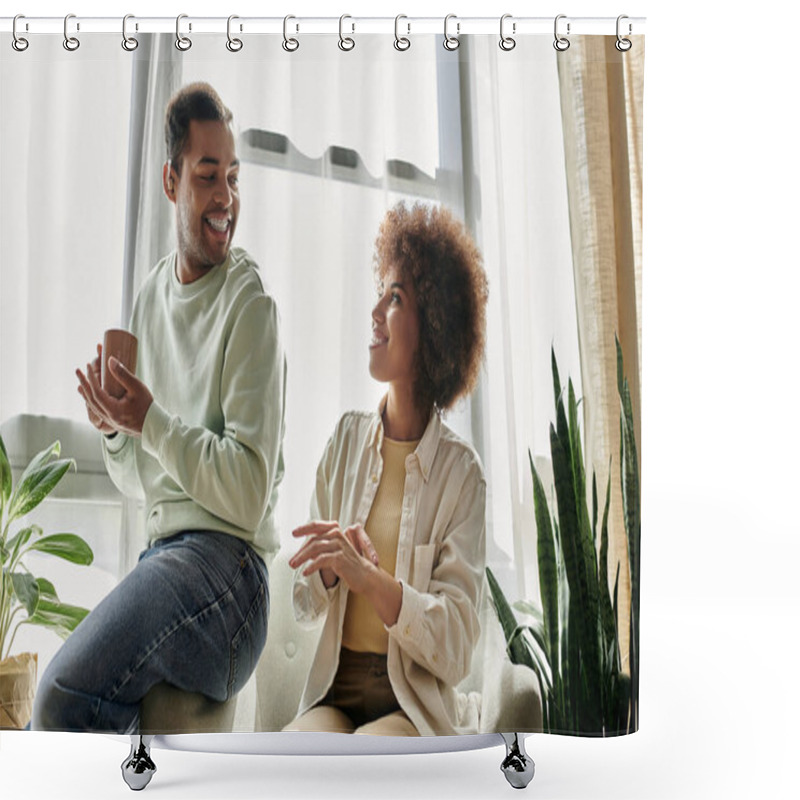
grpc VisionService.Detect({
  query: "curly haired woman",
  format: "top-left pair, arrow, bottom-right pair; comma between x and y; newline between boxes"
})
286,202 -> 489,736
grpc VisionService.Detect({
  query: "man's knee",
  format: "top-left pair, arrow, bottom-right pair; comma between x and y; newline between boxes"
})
31,658 -> 101,731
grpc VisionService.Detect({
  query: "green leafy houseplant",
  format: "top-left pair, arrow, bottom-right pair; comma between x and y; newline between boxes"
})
0,435 -> 94,727
486,337 -> 640,735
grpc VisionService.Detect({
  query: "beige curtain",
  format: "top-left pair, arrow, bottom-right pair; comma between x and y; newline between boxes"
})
557,35 -> 644,674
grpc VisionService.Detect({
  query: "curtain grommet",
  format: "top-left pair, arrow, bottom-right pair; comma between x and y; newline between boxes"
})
282,15 -> 299,52
12,14 -> 29,52
121,14 -> 139,52
394,14 -> 410,51
63,13 -> 80,52
499,14 -> 516,51
175,14 -> 192,51
553,14 -> 570,51
338,14 -> 355,51
443,14 -> 459,51
615,15 -> 632,51
226,15 -> 243,52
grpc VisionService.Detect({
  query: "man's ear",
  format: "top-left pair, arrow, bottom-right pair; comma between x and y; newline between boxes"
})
163,161 -> 177,202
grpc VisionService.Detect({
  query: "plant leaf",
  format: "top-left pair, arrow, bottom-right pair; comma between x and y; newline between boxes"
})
485,567 -> 519,645
513,600 -> 544,624
28,533 -> 94,565
36,577 -> 59,602
508,627 -> 552,690
25,599 -> 90,639
10,572 -> 40,616
530,451 -> 559,672
0,435 -> 12,518
617,335 -> 641,714
5,525 -> 40,569
6,451 -> 75,524
598,468 -> 616,648
551,346 -> 562,410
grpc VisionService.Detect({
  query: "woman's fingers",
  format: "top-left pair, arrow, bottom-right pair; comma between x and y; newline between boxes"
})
289,535 -> 340,568
292,520 -> 340,539
302,553 -> 335,578
346,524 -> 379,566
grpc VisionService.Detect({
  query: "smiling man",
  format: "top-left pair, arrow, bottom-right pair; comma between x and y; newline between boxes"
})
31,83 -> 286,737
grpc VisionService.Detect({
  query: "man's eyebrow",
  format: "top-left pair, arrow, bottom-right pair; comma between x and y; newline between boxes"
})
196,157 -> 240,168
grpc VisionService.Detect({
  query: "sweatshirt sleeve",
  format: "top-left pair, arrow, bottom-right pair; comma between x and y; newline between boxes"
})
139,293 -> 286,533
387,457 -> 486,687
293,423 -> 341,624
101,431 -> 143,500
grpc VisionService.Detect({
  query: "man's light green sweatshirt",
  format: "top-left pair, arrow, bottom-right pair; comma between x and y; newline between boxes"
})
103,247 -> 285,560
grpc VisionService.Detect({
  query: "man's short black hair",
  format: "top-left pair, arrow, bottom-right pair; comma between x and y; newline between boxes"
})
164,82 -> 233,174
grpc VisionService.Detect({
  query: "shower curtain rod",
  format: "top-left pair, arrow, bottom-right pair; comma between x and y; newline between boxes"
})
0,15 -> 645,37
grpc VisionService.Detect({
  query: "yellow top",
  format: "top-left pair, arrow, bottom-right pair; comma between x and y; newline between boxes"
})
341,436 -> 418,654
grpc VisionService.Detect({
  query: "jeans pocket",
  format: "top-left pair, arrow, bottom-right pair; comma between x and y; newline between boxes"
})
227,572 -> 269,698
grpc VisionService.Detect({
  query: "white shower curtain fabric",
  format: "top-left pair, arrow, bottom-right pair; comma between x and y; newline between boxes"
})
0,29 -> 643,736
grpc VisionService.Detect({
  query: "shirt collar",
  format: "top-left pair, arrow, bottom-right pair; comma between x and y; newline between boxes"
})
371,395 -> 441,483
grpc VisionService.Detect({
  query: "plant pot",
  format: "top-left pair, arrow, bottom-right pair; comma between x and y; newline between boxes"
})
0,652 -> 38,729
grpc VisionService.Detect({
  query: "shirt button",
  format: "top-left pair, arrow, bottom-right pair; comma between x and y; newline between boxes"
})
371,475 -> 378,483
432,653 -> 438,663
285,642 -> 297,658
404,625 -> 411,637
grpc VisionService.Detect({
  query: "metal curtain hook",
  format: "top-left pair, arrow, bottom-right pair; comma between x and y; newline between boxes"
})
553,14 -> 570,51
616,14 -> 632,51
63,13 -> 80,51
282,15 -> 299,52
122,14 -> 138,51
443,14 -> 459,51
338,14 -> 355,51
227,15 -> 243,52
175,14 -> 192,51
12,14 -> 29,52
394,14 -> 410,51
499,14 -> 516,51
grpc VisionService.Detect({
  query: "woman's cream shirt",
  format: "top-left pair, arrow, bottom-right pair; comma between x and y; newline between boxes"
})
293,399 -> 486,735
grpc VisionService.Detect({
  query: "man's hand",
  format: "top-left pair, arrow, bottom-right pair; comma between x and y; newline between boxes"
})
290,521 -> 379,590
77,344 -> 116,435
76,352 -> 153,438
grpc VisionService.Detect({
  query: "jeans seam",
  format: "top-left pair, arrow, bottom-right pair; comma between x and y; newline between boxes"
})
227,576 -> 267,697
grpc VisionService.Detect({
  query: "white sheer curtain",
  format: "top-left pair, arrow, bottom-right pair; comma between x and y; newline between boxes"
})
0,36 -> 132,421
460,37 -> 581,599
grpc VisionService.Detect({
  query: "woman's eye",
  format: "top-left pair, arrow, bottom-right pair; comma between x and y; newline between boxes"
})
391,292 -> 401,304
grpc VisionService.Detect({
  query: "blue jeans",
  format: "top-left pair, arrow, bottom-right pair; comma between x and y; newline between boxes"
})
31,531 -> 269,733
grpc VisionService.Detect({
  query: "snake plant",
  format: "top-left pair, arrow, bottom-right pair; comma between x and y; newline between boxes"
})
0,436 -> 94,662
487,337 -> 640,735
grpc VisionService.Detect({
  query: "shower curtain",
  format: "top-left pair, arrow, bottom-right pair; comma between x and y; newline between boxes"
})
0,20 -> 643,738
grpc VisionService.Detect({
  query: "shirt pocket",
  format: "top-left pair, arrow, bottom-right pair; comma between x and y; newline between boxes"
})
411,543 -> 436,591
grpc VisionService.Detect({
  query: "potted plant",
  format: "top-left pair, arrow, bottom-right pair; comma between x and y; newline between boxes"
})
486,337 -> 640,735
0,435 -> 94,728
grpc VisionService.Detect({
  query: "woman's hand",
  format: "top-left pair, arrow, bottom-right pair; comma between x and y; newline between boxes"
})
290,522 -> 402,626
290,522 -> 379,590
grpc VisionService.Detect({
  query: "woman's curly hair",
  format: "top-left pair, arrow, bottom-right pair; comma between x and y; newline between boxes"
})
374,203 -> 488,414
